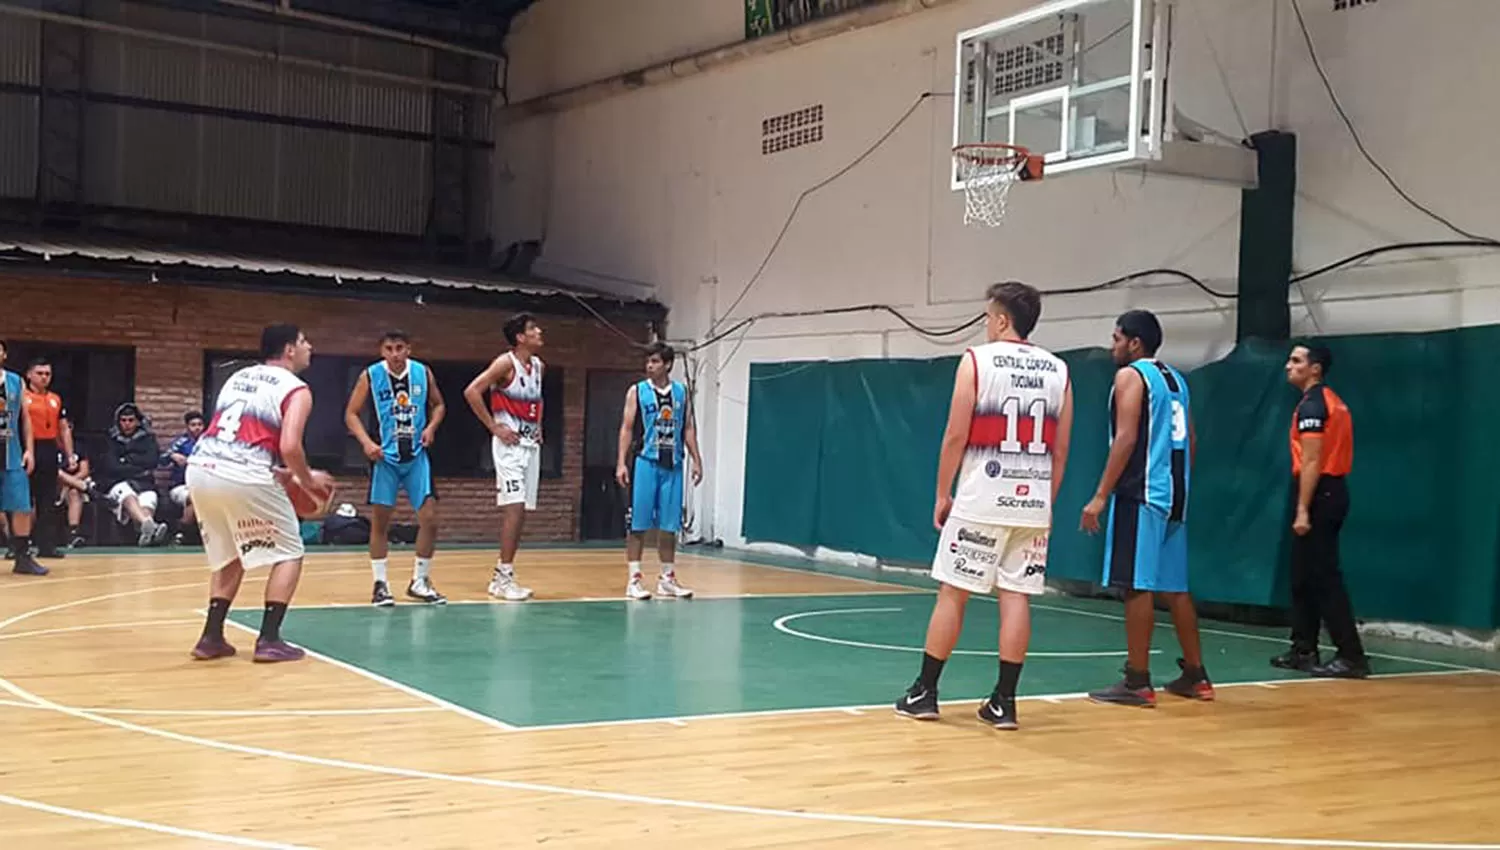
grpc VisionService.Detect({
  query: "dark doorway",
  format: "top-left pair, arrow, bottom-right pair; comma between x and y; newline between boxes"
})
579,369 -> 639,540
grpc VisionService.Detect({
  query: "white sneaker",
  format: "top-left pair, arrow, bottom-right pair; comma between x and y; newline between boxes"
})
656,574 -> 694,599
487,574 -> 533,601
625,576 -> 652,600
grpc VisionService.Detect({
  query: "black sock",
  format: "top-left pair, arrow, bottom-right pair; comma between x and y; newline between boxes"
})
202,598 -> 231,641
260,602 -> 289,643
994,660 -> 1023,702
13,535 -> 31,555
1124,665 -> 1152,689
917,652 -> 946,692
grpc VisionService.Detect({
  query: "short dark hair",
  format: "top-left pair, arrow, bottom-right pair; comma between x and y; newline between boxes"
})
1298,342 -> 1333,377
380,329 -> 410,345
185,410 -> 204,424
260,323 -> 302,360
503,313 -> 536,347
645,341 -> 675,367
25,357 -> 50,371
986,281 -> 1042,339
1116,309 -> 1164,356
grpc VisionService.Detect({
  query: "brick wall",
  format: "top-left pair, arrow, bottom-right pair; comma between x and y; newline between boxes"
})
2,275 -> 652,542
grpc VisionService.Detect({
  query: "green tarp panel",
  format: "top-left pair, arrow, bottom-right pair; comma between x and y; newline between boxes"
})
741,326 -> 1500,628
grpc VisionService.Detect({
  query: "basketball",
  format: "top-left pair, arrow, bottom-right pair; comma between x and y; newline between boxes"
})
285,470 -> 336,518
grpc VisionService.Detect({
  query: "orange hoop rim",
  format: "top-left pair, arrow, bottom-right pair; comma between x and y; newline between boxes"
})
953,142 -> 1032,167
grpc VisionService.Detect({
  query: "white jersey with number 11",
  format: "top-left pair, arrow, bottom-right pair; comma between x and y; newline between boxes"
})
951,340 -> 1069,529
190,363 -> 308,485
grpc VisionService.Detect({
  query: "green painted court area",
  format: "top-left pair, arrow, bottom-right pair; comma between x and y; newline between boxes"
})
231,593 -> 1488,728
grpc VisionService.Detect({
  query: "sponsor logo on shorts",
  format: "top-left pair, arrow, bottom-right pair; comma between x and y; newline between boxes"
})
949,542 -> 998,565
240,538 -> 275,555
950,556 -> 986,581
1024,563 -> 1047,577
956,527 -> 998,548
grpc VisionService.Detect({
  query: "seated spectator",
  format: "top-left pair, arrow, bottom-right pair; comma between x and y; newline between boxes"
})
56,450 -> 95,548
100,403 -> 169,546
160,410 -> 204,544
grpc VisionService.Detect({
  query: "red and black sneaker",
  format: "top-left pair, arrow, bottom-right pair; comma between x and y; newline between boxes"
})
1089,669 -> 1157,708
1163,658 -> 1216,701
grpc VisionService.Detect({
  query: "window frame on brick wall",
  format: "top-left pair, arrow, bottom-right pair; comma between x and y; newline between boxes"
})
202,351 -> 564,481
2,340 -> 136,460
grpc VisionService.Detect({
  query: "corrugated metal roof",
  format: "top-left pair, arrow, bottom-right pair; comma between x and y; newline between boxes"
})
0,231 -> 648,304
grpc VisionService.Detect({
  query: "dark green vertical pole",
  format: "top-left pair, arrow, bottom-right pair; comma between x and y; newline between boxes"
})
1235,130 -> 1297,342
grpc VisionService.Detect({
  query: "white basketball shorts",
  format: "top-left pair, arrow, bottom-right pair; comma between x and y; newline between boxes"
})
186,465 -> 305,571
492,439 -> 539,510
107,480 -> 158,524
931,515 -> 1050,596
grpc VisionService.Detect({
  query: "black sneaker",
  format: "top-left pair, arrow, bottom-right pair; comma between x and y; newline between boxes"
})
371,581 -> 395,607
1310,656 -> 1370,679
12,553 -> 49,576
1270,649 -> 1320,672
1163,658 -> 1216,701
1089,670 -> 1156,708
406,578 -> 447,605
894,683 -> 939,720
977,696 -> 1018,730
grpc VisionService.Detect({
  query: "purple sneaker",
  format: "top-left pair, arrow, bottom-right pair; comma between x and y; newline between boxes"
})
253,640 -> 306,663
191,636 -> 237,660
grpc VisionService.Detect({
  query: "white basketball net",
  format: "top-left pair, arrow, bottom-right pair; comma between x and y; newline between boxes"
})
954,145 -> 1029,228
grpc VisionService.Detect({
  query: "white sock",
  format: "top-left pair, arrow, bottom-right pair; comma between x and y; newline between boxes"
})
414,557 -> 431,582
371,558 -> 388,583
660,563 -> 675,579
495,562 -> 514,579
628,561 -> 642,580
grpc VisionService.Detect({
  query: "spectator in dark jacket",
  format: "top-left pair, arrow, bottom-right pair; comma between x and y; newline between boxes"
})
100,403 -> 169,546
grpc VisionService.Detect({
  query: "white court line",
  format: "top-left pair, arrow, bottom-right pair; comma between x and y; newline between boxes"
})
1029,600 -> 1491,673
0,792 -> 314,849
0,698 -> 442,718
0,618 -> 200,641
772,606 -> 1159,658
508,668 -> 1483,733
287,588 -> 916,611
2,674 -> 1496,849
217,618 -> 518,732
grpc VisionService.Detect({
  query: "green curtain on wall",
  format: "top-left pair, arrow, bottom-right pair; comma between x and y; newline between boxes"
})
743,326 -> 1500,629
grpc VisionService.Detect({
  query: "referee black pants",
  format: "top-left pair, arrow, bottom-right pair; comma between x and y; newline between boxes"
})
1288,475 -> 1366,662
28,439 -> 60,552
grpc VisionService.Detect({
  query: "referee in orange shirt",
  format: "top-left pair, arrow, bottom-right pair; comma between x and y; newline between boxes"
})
1274,343 -> 1368,679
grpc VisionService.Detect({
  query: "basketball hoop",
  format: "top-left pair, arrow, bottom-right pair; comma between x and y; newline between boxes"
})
953,143 -> 1043,228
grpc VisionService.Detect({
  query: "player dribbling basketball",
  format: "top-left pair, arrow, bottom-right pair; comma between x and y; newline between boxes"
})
188,324 -> 325,663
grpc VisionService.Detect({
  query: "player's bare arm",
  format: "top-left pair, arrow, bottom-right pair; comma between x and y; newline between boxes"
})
423,373 -> 446,447
1294,435 -> 1323,536
60,410 -> 77,470
615,384 -> 638,487
933,353 -> 978,530
344,370 -> 382,461
279,387 -> 318,490
1051,380 -> 1075,504
19,388 -> 34,474
684,395 -> 705,486
1082,367 -> 1144,533
464,356 -> 516,444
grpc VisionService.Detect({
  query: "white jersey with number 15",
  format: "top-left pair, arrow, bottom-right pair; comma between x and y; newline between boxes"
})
190,363 -> 308,485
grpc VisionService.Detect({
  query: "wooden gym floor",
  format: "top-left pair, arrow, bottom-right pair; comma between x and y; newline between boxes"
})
2,546 -> 1497,849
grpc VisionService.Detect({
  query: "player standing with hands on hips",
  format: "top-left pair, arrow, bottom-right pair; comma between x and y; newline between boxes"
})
345,330 -> 447,607
464,313 -> 545,602
615,342 -> 701,600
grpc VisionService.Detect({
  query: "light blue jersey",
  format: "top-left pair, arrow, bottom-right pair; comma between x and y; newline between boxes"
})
1110,358 -> 1191,521
368,360 -> 429,465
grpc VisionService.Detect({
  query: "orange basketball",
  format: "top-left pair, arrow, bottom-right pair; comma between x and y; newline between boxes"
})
286,470 -> 336,519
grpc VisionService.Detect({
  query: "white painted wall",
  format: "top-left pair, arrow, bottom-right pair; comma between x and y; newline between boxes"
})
495,0 -> 1500,548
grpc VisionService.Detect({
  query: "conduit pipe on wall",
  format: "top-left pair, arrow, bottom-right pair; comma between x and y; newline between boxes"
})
215,0 -> 505,64
505,0 -> 964,117
0,2 -> 500,97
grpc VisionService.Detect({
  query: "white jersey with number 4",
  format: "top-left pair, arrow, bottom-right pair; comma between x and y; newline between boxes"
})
191,363 -> 308,485
951,340 -> 1069,528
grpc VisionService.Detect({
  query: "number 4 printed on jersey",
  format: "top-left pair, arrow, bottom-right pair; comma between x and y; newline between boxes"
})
214,400 -> 247,442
